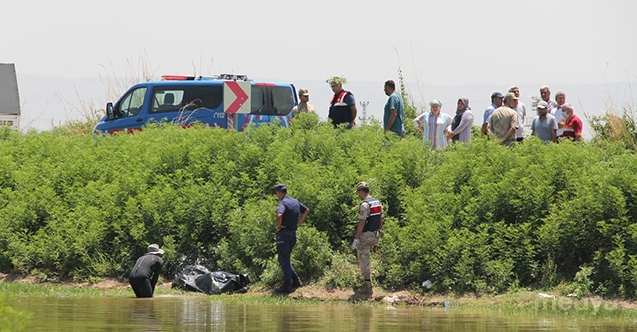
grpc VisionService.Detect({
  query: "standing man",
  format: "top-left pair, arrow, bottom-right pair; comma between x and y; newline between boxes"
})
539,86 -> 559,114
129,244 -> 164,298
327,76 -> 357,129
291,88 -> 315,117
551,91 -> 567,137
558,103 -> 583,141
531,101 -> 558,143
274,184 -> 309,294
509,86 -> 527,142
352,182 -> 383,296
481,92 -> 504,135
383,80 -> 405,137
488,93 -> 519,146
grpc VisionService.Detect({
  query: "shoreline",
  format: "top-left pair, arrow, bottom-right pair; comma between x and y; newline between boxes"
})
2,275 -> 637,316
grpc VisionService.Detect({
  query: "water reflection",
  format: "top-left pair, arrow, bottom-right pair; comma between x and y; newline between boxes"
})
8,295 -> 637,331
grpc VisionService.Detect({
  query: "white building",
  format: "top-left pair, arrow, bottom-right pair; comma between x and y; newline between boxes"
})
0,63 -> 21,130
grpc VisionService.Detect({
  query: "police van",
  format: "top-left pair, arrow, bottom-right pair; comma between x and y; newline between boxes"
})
94,74 -> 296,134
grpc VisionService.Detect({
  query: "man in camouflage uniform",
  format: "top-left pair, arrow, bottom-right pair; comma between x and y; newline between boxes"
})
352,182 -> 383,295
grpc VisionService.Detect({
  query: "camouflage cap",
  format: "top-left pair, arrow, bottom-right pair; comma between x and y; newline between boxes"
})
356,182 -> 369,191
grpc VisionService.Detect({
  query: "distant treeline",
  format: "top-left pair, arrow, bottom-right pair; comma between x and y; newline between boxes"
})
1,113 -> 637,298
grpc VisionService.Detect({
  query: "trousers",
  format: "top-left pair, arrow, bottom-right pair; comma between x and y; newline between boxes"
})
129,277 -> 154,298
276,229 -> 299,284
357,231 -> 380,280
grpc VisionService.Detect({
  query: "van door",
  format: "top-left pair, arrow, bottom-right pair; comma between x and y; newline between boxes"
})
237,84 -> 295,130
147,85 -> 225,128
98,86 -> 149,133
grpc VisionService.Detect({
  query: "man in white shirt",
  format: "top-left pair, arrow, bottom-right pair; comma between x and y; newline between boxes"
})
508,86 -> 527,142
550,91 -> 567,137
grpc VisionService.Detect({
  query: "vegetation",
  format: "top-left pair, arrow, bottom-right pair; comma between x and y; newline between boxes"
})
3,111 -> 637,301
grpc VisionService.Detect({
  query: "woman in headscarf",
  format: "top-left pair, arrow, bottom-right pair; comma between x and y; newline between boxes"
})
446,96 -> 474,143
413,99 -> 453,149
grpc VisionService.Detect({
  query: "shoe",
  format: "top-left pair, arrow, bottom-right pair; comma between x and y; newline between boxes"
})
291,276 -> 303,288
275,283 -> 295,294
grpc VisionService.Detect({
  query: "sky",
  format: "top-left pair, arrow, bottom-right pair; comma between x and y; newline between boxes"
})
1,0 -> 636,131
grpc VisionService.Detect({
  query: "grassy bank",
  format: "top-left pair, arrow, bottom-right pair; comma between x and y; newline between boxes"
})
2,114 -> 637,301
2,279 -> 637,320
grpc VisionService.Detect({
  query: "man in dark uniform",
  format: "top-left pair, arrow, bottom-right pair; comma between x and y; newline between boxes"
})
327,76 -> 357,129
274,184 -> 310,294
352,182 -> 383,295
129,244 -> 164,298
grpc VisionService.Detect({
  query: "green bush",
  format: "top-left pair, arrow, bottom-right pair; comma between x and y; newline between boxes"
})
5,117 -> 637,299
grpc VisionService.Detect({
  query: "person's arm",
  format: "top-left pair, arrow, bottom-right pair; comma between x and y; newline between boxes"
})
573,118 -> 582,142
276,213 -> 283,231
551,129 -> 557,143
385,109 -> 397,133
451,111 -> 474,135
501,113 -> 518,141
413,113 -> 425,135
481,123 -> 489,135
531,130 -> 536,136
354,217 -> 366,240
297,204 -> 309,228
150,260 -> 162,292
350,105 -> 357,123
502,126 -> 517,141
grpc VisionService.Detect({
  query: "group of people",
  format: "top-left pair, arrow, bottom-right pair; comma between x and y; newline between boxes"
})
292,79 -> 583,147
414,86 -> 583,148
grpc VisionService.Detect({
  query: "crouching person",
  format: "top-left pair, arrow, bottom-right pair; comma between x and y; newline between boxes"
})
129,244 -> 164,298
352,182 -> 383,296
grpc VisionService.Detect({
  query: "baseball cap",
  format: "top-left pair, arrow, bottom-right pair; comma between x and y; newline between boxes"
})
356,182 -> 369,191
274,184 -> 287,192
298,88 -> 310,97
504,92 -> 519,101
491,92 -> 504,99
537,101 -> 548,109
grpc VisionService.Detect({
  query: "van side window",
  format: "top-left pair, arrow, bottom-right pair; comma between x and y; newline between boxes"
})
151,89 -> 185,113
251,86 -> 266,114
271,87 -> 294,115
117,87 -> 147,118
183,86 -> 223,111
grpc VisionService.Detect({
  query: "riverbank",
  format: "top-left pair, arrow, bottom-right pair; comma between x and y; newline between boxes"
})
2,275 -> 637,318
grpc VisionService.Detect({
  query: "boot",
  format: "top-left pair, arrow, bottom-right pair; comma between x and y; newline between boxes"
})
275,283 -> 295,294
291,275 -> 303,288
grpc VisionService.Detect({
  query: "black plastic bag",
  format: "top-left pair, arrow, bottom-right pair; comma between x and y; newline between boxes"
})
172,265 -> 250,295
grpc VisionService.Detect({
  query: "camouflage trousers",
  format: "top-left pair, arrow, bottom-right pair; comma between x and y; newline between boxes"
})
356,231 -> 380,280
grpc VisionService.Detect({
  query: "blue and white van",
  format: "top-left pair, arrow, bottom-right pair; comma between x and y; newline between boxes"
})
94,74 -> 296,134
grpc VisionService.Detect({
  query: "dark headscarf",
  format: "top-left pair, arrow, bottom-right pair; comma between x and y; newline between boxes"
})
451,97 -> 470,141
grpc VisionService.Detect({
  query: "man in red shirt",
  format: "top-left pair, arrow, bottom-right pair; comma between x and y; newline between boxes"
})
558,103 -> 582,141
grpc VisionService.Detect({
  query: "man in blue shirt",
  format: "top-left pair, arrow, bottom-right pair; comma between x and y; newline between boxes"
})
274,184 -> 309,294
383,80 -> 405,137
481,92 -> 503,135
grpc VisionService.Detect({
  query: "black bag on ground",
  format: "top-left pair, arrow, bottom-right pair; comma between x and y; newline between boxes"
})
172,265 -> 250,295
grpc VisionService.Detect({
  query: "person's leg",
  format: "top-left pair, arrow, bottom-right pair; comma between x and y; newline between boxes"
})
129,277 -> 142,297
357,233 -> 373,281
276,231 -> 293,284
288,235 -> 302,287
138,278 -> 154,298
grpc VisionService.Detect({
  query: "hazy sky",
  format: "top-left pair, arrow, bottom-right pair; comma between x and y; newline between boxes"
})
1,0 -> 636,131
2,0 -> 636,84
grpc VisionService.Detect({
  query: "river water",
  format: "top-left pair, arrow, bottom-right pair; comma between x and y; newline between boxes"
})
8,295 -> 637,331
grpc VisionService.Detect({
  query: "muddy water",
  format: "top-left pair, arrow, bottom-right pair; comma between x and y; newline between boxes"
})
9,295 -> 637,331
